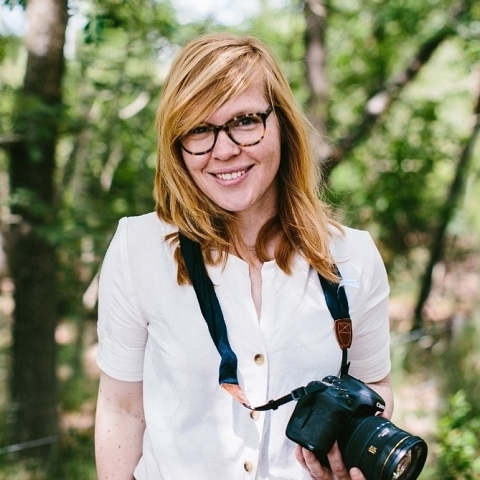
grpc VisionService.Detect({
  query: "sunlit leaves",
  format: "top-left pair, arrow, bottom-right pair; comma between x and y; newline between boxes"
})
437,391 -> 480,479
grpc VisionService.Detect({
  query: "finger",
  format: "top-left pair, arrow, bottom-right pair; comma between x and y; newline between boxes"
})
326,442 -> 350,479
294,445 -> 307,468
301,448 -> 332,479
350,467 -> 366,480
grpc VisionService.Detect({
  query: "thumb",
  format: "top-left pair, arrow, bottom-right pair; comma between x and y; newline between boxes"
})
350,467 -> 365,480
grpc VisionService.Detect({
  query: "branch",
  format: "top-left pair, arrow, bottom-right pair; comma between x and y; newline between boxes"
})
322,0 -> 470,176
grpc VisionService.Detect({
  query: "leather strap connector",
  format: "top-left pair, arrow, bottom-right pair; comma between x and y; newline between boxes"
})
335,318 -> 352,349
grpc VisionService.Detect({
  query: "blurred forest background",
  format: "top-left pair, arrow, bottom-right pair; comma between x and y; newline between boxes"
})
0,0 -> 479,478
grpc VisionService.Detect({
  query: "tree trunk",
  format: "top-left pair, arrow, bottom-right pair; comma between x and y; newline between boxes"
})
412,72 -> 480,331
304,0 -> 332,165
7,0 -> 68,459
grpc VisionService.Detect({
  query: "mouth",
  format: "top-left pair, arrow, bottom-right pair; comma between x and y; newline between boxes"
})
213,168 -> 249,181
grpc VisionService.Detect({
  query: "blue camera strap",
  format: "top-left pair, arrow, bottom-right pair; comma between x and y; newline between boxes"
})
318,274 -> 351,377
178,232 -> 351,408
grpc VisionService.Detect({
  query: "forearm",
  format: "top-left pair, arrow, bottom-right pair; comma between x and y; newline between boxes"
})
95,408 -> 145,479
95,373 -> 145,480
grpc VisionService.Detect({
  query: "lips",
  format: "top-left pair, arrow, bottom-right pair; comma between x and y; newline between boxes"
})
214,169 -> 247,181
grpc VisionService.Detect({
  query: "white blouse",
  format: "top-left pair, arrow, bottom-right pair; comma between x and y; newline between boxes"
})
96,212 -> 391,480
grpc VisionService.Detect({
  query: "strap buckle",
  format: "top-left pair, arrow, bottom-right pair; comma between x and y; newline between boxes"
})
291,386 -> 309,400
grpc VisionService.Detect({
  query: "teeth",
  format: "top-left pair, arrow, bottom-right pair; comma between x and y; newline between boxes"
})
215,170 -> 246,180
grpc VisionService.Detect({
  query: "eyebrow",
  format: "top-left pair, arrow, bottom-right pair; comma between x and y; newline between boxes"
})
202,106 -> 270,126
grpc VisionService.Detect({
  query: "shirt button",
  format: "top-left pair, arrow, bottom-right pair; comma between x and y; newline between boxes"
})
250,410 -> 261,421
244,460 -> 254,473
254,353 -> 264,365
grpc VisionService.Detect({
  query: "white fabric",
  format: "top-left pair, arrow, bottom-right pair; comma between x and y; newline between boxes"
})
96,212 -> 391,480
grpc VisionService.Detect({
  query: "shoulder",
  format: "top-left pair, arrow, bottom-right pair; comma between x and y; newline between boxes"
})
104,212 -> 179,288
106,212 -> 177,270
327,225 -> 388,296
118,211 -> 176,234
115,212 -> 177,246
329,225 -> 379,264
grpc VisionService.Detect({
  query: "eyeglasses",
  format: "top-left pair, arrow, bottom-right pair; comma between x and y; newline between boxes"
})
179,106 -> 273,155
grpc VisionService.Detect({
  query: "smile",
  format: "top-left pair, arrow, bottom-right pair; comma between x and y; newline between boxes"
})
214,169 -> 247,181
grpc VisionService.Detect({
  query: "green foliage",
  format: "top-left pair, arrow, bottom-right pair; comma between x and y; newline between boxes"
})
56,428 -> 96,480
1,0 -> 480,476
437,391 -> 480,480
398,307 -> 480,478
2,0 -> 478,310
51,0 -> 182,313
326,1 -> 480,282
437,314 -> 480,415
0,37 -> 24,135
0,428 -> 96,480
247,2 -> 308,102
81,0 -> 176,44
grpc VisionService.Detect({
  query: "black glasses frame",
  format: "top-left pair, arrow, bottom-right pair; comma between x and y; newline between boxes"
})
179,106 -> 274,155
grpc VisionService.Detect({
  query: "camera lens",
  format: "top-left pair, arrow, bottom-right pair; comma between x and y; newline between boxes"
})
338,415 -> 428,480
391,444 -> 425,479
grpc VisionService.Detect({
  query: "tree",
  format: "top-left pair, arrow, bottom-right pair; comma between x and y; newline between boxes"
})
0,1 -> 479,473
413,78 -> 480,330
319,1 -> 472,178
5,0 -> 68,459
303,0 -> 330,163
297,0 -> 479,330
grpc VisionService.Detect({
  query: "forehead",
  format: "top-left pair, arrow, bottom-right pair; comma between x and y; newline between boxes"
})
205,83 -> 268,124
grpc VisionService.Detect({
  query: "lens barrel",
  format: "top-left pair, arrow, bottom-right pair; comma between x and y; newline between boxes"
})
338,415 -> 428,480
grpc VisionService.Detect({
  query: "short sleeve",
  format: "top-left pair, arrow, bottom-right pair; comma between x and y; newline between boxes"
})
96,217 -> 148,381
346,233 -> 391,383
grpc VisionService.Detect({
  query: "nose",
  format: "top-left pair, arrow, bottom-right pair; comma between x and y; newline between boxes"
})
211,129 -> 241,160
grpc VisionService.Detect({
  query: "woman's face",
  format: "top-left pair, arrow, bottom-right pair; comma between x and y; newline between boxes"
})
181,83 -> 282,222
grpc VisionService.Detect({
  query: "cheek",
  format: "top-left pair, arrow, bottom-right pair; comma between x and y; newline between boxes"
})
266,127 -> 282,170
182,155 -> 204,182
266,144 -> 282,176
178,157 -> 209,203
181,153 -> 193,174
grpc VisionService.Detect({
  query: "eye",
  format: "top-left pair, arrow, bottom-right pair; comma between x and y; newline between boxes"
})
187,124 -> 212,137
233,114 -> 262,129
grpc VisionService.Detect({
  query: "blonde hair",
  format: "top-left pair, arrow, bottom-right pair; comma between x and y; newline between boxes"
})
154,32 -> 342,283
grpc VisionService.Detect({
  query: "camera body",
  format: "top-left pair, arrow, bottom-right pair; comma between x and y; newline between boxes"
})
286,374 -> 385,462
286,374 -> 428,480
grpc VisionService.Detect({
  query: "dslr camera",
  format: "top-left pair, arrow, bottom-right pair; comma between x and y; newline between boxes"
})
286,374 -> 427,480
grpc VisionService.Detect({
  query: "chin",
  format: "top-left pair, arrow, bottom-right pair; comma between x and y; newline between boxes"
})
214,199 -> 253,214
222,205 -> 250,214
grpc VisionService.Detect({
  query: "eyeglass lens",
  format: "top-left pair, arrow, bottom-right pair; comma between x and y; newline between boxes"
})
180,107 -> 272,155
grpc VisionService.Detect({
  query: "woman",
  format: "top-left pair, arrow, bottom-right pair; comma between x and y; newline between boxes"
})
95,32 -> 393,480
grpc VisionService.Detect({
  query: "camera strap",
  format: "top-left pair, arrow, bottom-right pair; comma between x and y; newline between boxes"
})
318,274 -> 351,377
247,381 -> 329,412
178,232 -> 351,408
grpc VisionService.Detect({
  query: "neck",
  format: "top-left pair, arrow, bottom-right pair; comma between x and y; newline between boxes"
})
232,182 -> 279,259
236,213 -> 269,247
233,213 -> 279,263
236,207 -> 278,246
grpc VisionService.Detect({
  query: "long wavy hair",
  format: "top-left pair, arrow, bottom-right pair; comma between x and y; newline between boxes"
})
154,32 -> 342,283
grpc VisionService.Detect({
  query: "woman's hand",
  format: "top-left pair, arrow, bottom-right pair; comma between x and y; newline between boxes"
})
295,443 -> 366,480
